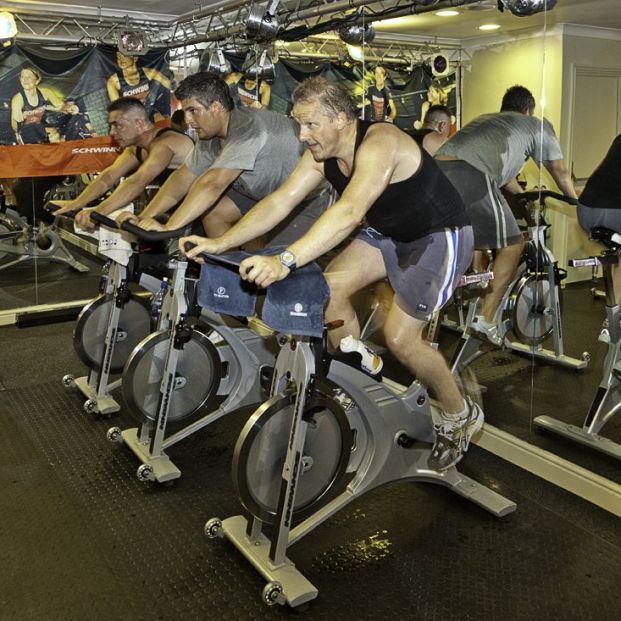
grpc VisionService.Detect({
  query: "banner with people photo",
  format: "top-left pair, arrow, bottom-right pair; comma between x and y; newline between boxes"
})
0,43 -> 173,175
200,51 -> 457,131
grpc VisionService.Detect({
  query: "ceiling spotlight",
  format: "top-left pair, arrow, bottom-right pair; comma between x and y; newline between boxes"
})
246,0 -> 280,42
479,24 -> 501,31
242,49 -> 275,81
436,10 -> 460,17
497,0 -> 557,17
338,22 -> 375,46
0,11 -> 17,48
431,54 -> 450,76
116,31 -> 148,56
205,49 -> 231,76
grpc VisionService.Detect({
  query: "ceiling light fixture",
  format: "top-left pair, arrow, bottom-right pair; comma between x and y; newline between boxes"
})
0,11 -> 17,48
497,0 -> 557,17
246,0 -> 281,42
116,31 -> 148,55
479,24 -> 501,31
338,21 -> 375,46
436,10 -> 460,17
205,49 -> 231,76
242,49 -> 275,81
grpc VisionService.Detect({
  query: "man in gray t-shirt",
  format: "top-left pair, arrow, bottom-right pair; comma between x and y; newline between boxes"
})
124,72 -> 328,243
436,85 -> 576,346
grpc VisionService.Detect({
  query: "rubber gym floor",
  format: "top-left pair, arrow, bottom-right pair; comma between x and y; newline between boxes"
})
1,261 -> 620,621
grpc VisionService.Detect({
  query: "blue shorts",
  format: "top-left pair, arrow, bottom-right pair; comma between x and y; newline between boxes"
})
356,225 -> 474,320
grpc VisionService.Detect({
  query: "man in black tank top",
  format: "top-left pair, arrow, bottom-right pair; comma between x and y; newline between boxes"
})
50,97 -> 193,230
181,77 -> 481,472
406,104 -> 452,156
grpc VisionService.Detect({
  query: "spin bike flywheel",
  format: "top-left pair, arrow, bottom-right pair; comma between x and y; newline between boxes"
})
122,328 -> 220,425
232,384 -> 353,524
74,294 -> 151,373
509,273 -> 557,346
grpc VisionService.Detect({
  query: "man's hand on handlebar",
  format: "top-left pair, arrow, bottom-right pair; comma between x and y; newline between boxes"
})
75,208 -> 98,231
138,217 -> 166,232
240,255 -> 289,288
179,235 -> 221,263
114,211 -> 140,228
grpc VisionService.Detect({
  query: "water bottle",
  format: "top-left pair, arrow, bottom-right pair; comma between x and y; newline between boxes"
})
150,277 -> 169,329
339,335 -> 383,376
98,260 -> 111,294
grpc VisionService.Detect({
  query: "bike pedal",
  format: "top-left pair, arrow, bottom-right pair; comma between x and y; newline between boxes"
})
395,432 -> 416,449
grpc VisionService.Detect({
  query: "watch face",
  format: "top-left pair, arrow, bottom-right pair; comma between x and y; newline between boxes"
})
280,250 -> 296,267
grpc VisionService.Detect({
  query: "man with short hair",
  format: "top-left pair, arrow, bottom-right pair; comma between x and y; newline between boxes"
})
407,104 -> 452,156
181,76 -> 481,472
435,84 -> 577,345
50,97 -> 193,229
126,72 -> 329,244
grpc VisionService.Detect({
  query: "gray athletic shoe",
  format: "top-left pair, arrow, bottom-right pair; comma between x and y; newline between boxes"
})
428,398 -> 485,472
469,315 -> 503,347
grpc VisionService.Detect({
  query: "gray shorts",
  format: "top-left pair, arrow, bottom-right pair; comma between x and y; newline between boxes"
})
437,160 -> 522,249
356,225 -> 474,321
228,186 -> 332,247
577,202 -> 621,235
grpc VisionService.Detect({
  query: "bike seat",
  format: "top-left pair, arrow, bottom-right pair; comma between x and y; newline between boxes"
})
590,227 -> 621,252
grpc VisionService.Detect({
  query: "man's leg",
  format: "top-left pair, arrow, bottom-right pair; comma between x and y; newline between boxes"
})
325,240 -> 387,349
201,194 -> 243,237
478,240 -> 524,323
384,302 -> 463,413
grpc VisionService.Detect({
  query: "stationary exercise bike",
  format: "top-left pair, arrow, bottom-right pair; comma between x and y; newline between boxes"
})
534,227 -> 621,459
61,210 -> 164,416
106,223 -> 277,483
204,255 -> 516,609
0,178 -> 89,273
452,190 -> 590,373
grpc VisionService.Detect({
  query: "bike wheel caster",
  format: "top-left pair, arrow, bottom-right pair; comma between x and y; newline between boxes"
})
204,517 -> 223,539
136,464 -> 155,482
84,399 -> 98,415
106,427 -> 122,443
62,374 -> 75,388
262,581 -> 285,607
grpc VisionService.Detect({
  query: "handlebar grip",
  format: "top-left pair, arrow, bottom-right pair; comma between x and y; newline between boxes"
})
44,201 -> 79,218
516,190 -> 578,206
89,211 -> 118,228
120,219 -> 186,241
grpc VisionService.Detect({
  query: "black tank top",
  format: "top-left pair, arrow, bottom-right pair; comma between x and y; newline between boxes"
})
323,120 -> 469,242
580,134 -> 621,210
118,66 -> 150,100
135,127 -> 191,186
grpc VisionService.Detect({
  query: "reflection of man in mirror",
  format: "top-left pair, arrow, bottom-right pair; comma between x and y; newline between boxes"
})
107,52 -> 171,121
225,71 -> 271,109
407,104 -> 452,156
367,66 -> 396,123
10,66 -> 79,144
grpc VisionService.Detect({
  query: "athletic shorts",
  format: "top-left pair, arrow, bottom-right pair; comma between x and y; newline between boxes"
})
437,160 -> 522,249
227,187 -> 333,246
577,202 -> 621,236
356,225 -> 474,321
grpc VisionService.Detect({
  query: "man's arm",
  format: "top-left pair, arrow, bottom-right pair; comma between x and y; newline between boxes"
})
259,81 -> 271,109
50,149 -> 140,214
93,140 -> 179,215
387,95 -> 397,122
543,159 -> 578,199
10,93 -> 23,131
144,67 -> 171,90
106,74 -> 120,103
183,150 -> 325,258
161,166 -> 243,230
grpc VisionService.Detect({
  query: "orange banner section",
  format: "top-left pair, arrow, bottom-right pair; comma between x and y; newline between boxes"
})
0,136 -> 121,177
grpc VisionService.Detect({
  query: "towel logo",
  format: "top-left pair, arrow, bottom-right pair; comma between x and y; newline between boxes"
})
290,302 -> 308,317
215,286 -> 229,299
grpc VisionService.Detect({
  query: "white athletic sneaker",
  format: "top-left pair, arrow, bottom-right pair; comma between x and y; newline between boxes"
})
428,398 -> 485,472
469,315 -> 503,347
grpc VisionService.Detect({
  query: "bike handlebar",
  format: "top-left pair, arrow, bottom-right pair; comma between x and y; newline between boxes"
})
120,219 -> 186,241
89,211 -> 118,228
44,201 -> 79,218
516,190 -> 578,206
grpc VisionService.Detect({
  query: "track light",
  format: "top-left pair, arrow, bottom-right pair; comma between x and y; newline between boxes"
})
116,31 -> 148,56
338,22 -> 375,46
205,49 -> 231,76
246,1 -> 280,43
0,11 -> 17,48
242,49 -> 275,81
497,0 -> 557,17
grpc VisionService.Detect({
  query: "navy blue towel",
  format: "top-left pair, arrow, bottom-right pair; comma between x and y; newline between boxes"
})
197,248 -> 329,336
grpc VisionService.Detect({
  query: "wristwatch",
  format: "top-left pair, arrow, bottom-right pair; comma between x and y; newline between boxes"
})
279,249 -> 297,272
